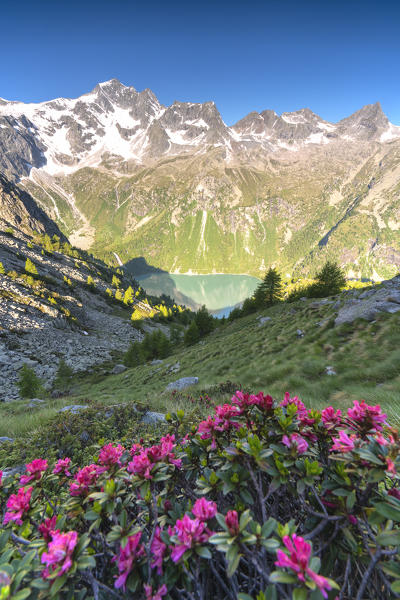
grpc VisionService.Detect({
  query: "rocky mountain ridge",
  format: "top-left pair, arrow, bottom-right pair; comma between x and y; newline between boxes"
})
0,80 -> 399,281
1,79 -> 399,180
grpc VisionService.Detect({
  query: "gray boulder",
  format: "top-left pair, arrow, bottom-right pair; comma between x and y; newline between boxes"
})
258,316 -> 272,326
325,366 -> 337,376
111,364 -> 127,375
141,411 -> 166,425
58,404 -> 88,414
0,436 -> 14,444
165,377 -> 199,391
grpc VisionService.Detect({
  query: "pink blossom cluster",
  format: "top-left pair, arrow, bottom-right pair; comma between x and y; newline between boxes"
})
170,514 -> 214,563
41,530 -> 78,579
347,400 -> 387,432
53,457 -> 72,477
282,432 -> 309,455
98,443 -> 125,467
280,392 -> 308,418
114,532 -> 145,590
150,527 -> 167,575
321,406 -> 342,430
225,510 -> 240,536
69,464 -> 104,496
144,583 -> 168,600
3,486 -> 33,525
127,434 -> 181,480
275,534 -> 332,599
39,516 -> 58,542
231,390 -> 274,412
330,430 -> 357,453
20,458 -> 48,485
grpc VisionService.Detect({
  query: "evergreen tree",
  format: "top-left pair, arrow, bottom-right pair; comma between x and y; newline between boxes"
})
194,306 -> 214,337
123,342 -> 144,367
18,364 -> 43,399
87,275 -> 95,289
25,258 -> 38,276
123,286 -> 134,305
254,267 -> 283,307
0,261 -> 5,274
112,274 -> 121,288
53,359 -> 73,392
311,261 -> 346,297
184,320 -> 200,345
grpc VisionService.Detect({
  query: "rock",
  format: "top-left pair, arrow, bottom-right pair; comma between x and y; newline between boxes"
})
325,366 -> 337,376
168,362 -> 181,374
111,364 -> 127,375
58,404 -> 88,414
258,316 -> 272,326
2,464 -> 26,478
296,329 -> 304,338
27,398 -> 45,408
0,436 -> 14,443
141,411 -> 166,425
300,297 -> 308,302
165,377 -> 199,391
359,289 -> 375,299
80,431 -> 90,443
151,359 -> 163,365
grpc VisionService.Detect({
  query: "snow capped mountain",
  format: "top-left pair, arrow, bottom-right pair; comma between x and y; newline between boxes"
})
0,79 -> 399,182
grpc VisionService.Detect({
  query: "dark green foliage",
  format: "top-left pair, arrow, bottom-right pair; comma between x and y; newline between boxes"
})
123,342 -> 145,367
184,320 -> 200,345
124,330 -> 172,364
194,305 -> 215,337
241,297 -> 257,316
53,359 -> 74,393
254,267 -> 283,308
227,307 -> 242,322
311,260 -> 347,297
18,364 -> 43,399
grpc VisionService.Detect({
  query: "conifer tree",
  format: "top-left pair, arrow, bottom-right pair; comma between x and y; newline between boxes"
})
18,364 -> 43,399
312,261 -> 346,297
194,306 -> 215,337
53,359 -> 73,392
184,320 -> 200,345
0,261 -> 5,274
123,286 -> 134,305
254,267 -> 283,307
124,342 -> 144,367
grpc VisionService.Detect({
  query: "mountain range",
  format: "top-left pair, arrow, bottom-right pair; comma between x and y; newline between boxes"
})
0,79 -> 399,279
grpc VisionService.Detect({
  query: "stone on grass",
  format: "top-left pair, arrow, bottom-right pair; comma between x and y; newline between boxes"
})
58,404 -> 88,414
325,366 -> 337,376
258,316 -> 272,326
141,411 -> 166,425
111,364 -> 127,375
0,437 -> 14,444
165,377 -> 199,391
296,329 -> 304,338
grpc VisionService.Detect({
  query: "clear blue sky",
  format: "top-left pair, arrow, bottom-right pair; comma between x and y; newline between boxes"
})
1,0 -> 399,125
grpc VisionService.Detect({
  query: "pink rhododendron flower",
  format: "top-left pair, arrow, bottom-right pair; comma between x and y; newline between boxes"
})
275,534 -> 332,598
170,514 -> 213,563
53,458 -> 72,477
0,470 -> 2,487
98,443 -> 125,467
144,583 -> 168,600
41,530 -> 78,578
386,457 -> 396,474
3,486 -> 33,525
127,452 -> 153,479
130,443 -> 143,456
39,516 -> 58,542
151,527 -> 167,575
192,498 -> 217,521
330,430 -> 357,453
280,392 -> 307,418
282,433 -> 309,455
113,532 -> 145,590
232,390 -> 274,412
69,464 -> 103,496
347,400 -> 387,432
215,403 -> 241,420
20,458 -> 48,484
225,510 -> 240,536
321,407 -> 342,430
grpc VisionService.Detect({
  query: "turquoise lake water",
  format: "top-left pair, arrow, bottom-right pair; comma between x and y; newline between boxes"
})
136,273 -> 261,315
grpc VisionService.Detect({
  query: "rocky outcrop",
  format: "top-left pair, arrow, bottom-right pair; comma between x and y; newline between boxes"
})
335,276 -> 400,325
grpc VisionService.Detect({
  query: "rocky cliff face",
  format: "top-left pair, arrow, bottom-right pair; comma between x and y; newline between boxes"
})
0,173 -> 66,239
0,80 -> 399,280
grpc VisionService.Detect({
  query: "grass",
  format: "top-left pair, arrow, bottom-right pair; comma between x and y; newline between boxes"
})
1,295 -> 400,442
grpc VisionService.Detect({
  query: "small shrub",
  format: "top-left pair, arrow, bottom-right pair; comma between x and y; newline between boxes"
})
18,364 -> 43,398
184,320 -> 200,345
25,258 -> 38,276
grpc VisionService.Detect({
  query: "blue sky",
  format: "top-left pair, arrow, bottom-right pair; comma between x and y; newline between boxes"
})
1,0 -> 399,125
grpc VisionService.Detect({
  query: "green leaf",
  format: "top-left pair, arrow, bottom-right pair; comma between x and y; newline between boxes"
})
269,571 -> 297,584
50,573 -> 67,597
195,546 -> 212,559
374,502 -> 400,522
77,555 -> 96,569
11,589 -> 32,600
227,552 -> 241,577
237,595 -> 254,600
261,518 -> 277,539
292,589 -> 308,600
391,581 -> 400,593
376,530 -> 400,546
239,510 -> 252,531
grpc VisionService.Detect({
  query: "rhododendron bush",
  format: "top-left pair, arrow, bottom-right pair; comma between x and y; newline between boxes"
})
1,392 -> 400,599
